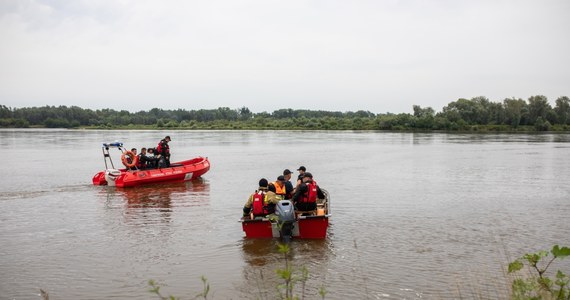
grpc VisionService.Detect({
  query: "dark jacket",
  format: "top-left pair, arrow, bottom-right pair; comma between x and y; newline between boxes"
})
292,180 -> 324,211
138,153 -> 157,169
284,181 -> 294,199
157,139 -> 170,157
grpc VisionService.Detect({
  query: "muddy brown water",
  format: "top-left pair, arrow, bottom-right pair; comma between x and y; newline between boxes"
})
1,129 -> 569,299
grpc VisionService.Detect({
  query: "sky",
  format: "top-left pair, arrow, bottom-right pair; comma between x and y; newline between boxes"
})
1,0 -> 569,114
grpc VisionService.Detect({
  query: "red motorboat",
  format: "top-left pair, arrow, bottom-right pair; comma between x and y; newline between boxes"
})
240,189 -> 331,240
92,142 -> 210,188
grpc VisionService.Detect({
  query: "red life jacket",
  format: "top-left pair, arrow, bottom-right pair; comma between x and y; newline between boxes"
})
157,140 -> 170,156
299,181 -> 318,203
251,191 -> 268,216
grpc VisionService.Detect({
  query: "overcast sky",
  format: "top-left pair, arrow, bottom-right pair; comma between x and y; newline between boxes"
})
1,0 -> 569,114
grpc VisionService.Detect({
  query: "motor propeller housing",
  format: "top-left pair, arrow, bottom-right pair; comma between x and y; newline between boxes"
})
275,200 -> 296,241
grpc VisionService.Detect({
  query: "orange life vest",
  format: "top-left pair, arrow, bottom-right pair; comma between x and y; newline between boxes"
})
273,181 -> 286,195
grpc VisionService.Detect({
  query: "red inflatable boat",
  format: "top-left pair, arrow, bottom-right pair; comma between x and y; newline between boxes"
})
92,142 -> 210,188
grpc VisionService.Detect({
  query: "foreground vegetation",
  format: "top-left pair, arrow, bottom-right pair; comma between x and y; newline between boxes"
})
509,245 -> 570,300
36,244 -> 568,299
2,95 -> 570,131
147,243 -> 325,300
141,244 -> 569,300
143,244 -> 569,300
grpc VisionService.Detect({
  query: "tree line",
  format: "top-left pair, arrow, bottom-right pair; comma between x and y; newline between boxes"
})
1,95 -> 569,131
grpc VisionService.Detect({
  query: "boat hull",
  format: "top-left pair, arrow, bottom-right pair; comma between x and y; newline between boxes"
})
240,188 -> 331,239
241,215 -> 330,239
92,156 -> 210,188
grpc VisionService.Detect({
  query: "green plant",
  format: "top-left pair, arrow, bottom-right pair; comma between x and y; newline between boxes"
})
318,285 -> 327,299
40,289 -> 49,300
146,243 -> 324,300
148,279 -> 179,300
148,277 -> 210,300
195,276 -> 210,300
508,245 -> 570,299
275,243 -> 315,300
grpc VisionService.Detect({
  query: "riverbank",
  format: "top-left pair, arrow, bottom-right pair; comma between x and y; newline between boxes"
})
3,97 -> 570,131
4,124 -> 570,132
81,124 -> 570,132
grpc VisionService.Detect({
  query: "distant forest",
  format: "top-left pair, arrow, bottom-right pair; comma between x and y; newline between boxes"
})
1,95 -> 570,131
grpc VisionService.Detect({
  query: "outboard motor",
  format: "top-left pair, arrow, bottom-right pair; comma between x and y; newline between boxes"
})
104,169 -> 121,186
274,200 -> 296,242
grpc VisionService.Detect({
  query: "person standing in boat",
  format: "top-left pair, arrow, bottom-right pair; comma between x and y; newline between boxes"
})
243,179 -> 281,218
292,172 -> 325,212
292,166 -> 307,195
296,166 -> 306,186
282,169 -> 294,199
156,136 -> 171,168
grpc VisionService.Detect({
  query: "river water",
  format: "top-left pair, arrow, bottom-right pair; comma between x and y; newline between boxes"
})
0,129 -> 569,299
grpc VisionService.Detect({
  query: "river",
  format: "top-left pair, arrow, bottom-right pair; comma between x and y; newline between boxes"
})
0,129 -> 569,299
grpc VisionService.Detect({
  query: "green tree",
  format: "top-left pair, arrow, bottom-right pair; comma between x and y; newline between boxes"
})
487,101 -> 506,125
238,106 -> 253,120
442,98 -> 484,124
504,98 -> 528,128
413,105 -> 435,118
0,105 -> 12,118
44,117 -> 71,128
413,105 -> 435,129
528,95 -> 552,125
534,117 -> 552,131
216,107 -> 238,121
554,96 -> 570,125
473,96 -> 491,124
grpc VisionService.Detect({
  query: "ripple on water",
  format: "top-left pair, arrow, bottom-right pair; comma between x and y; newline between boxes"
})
2,130 -> 570,299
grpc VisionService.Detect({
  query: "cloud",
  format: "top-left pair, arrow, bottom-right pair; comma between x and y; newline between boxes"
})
1,0 -> 569,113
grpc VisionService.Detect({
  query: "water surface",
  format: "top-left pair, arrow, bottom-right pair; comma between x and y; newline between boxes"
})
1,129 -> 569,299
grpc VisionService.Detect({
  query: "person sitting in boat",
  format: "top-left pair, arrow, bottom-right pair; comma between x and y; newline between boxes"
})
292,172 -> 325,213
156,136 -> 171,168
265,183 -> 283,213
242,179 -> 281,218
137,147 -> 157,170
146,147 -> 159,168
273,175 -> 287,198
136,148 -> 147,169
282,169 -> 294,199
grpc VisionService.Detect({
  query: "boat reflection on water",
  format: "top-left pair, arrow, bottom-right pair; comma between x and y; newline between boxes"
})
238,238 -> 334,298
98,178 -> 211,233
241,239 -> 281,267
118,178 -> 210,209
100,178 -> 210,209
